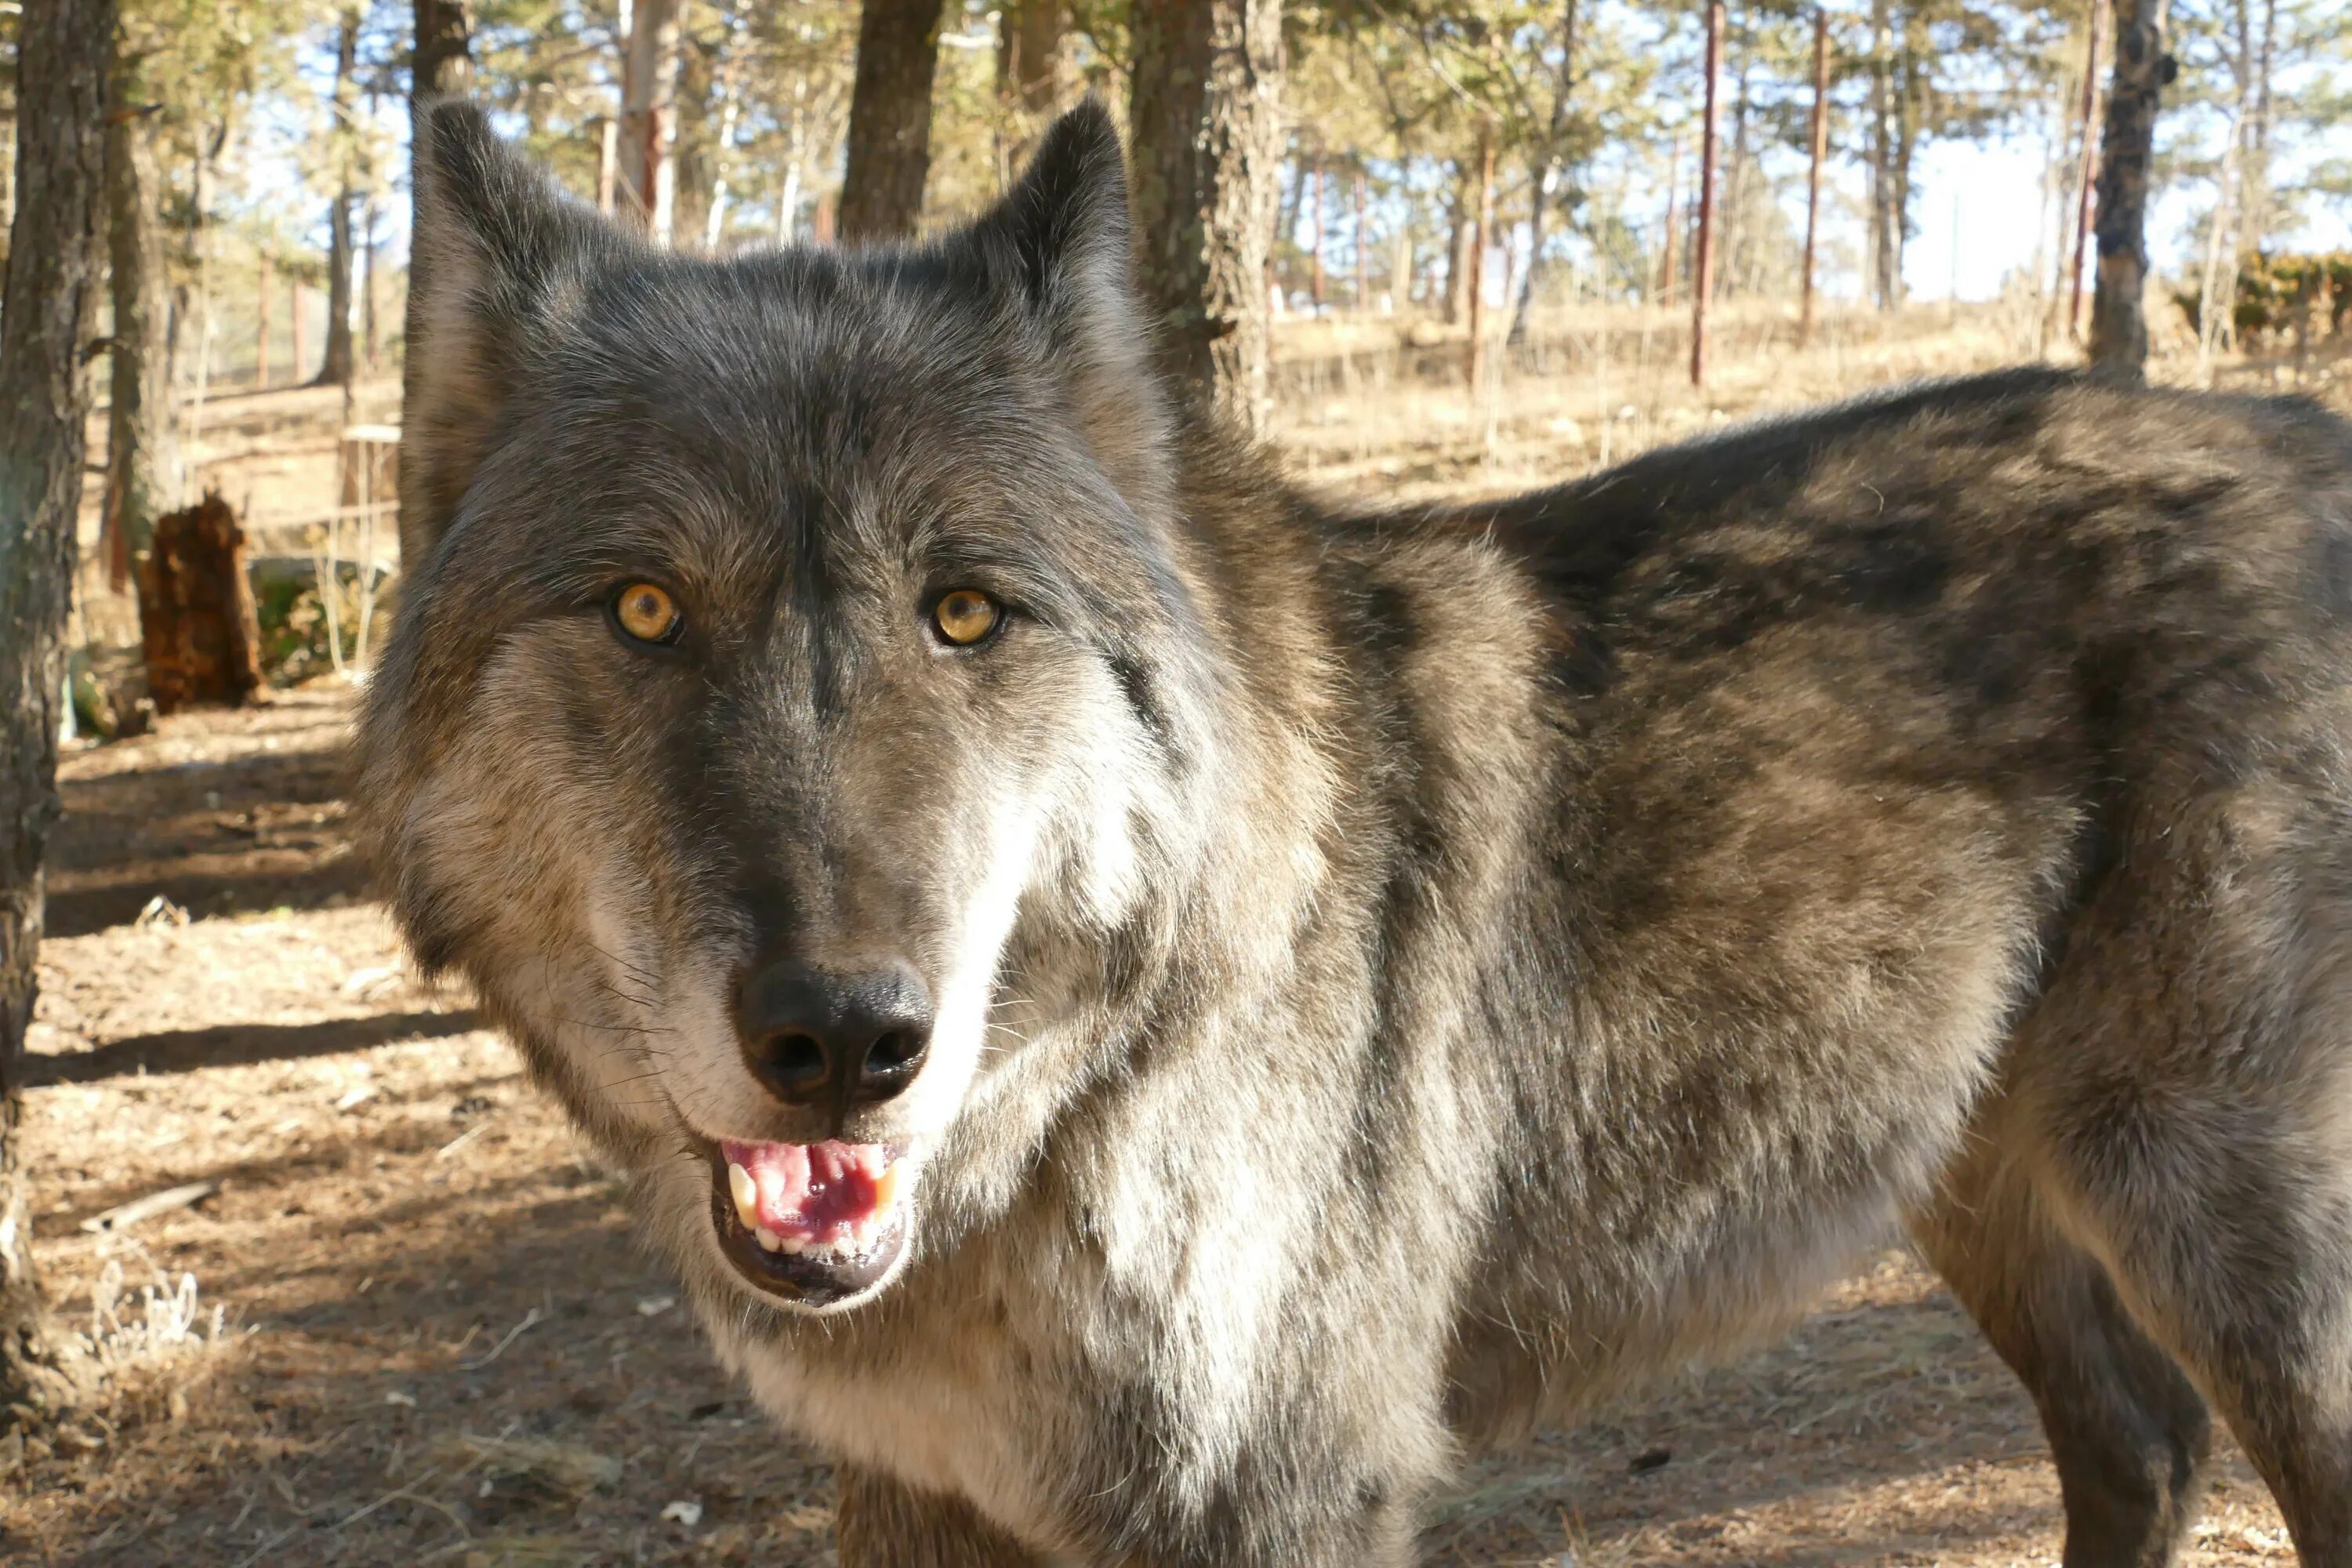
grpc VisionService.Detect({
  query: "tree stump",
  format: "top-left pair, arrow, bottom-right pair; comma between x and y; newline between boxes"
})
138,491 -> 264,712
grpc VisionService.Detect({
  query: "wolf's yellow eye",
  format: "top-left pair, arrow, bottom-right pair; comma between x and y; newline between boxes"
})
613,582 -> 683,644
932,589 -> 1001,646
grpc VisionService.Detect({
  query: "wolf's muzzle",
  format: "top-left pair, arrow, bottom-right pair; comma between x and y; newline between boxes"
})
735,956 -> 933,1131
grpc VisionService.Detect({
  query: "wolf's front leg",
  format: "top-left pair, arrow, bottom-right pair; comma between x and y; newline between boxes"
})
833,1464 -> 1051,1568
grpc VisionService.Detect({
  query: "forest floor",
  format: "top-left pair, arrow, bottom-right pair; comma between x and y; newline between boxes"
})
8,318 -> 2342,1566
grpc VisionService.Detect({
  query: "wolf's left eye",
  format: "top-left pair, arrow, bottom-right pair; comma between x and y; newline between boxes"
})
612,582 -> 684,645
931,589 -> 1002,647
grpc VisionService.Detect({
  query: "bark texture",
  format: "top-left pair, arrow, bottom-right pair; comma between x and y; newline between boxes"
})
137,494 -> 264,713
619,0 -> 681,242
838,0 -> 949,244
996,0 -> 1065,114
0,0 -> 116,1426
400,0 -> 474,572
318,8 -> 361,387
1130,0 -> 1284,431
103,40 -> 180,591
2091,0 -> 2169,380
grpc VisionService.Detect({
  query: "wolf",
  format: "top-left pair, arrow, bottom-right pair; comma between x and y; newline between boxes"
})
361,98 -> 2352,1565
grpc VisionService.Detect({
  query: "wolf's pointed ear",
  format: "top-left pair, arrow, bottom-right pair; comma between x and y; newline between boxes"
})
397,100 -> 626,569
962,102 -> 1172,511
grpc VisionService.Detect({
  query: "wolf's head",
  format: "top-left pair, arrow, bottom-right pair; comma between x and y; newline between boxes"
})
360,102 -> 1230,1314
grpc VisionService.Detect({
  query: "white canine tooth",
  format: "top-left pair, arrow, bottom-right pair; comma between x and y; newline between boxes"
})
779,1234 -> 808,1255
872,1164 -> 901,1218
728,1163 -> 759,1230
754,1226 -> 783,1253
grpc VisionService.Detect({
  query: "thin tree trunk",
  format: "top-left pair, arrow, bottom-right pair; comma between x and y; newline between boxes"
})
1442,172 -> 1472,324
318,7 -> 359,387
103,39 -> 179,593
1465,120 -> 1494,388
1867,0 -> 1893,308
2067,0 -> 2104,339
1308,159 -> 1325,307
619,0 -> 681,243
1691,0 -> 1723,386
597,116 -> 619,215
0,0 -> 116,1426
838,0 -> 949,243
2245,0 -> 2273,245
400,0 -> 474,572
1799,7 -> 1829,346
361,194 -> 379,370
1352,167 -> 1368,309
1128,0 -> 1285,432
997,0 -> 1065,115
703,0 -> 750,252
2089,0 -> 2169,380
1658,136 -> 1680,307
1509,0 -> 1577,347
180,120 -> 223,503
256,253 -> 272,390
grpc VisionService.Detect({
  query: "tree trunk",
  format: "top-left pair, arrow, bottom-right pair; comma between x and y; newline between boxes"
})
703,0 -> 751,252
619,0 -> 681,243
0,0 -> 115,1427
1866,0 -> 1893,309
1352,167 -> 1368,309
103,38 -> 180,594
2090,0 -> 2169,381
138,493 -> 263,713
1890,5 -> 1924,302
401,0 -> 474,572
1691,0 -> 1722,385
1307,159 -> 1325,307
838,0 -> 949,243
317,7 -> 359,387
1465,122 -> 1494,389
1443,170 -> 1474,324
256,252 -> 272,389
1509,0 -> 1577,347
2066,0 -> 2104,340
361,194 -> 379,370
1128,0 -> 1285,433
996,0 -> 1065,115
1657,138 -> 1680,307
1799,6 -> 1829,345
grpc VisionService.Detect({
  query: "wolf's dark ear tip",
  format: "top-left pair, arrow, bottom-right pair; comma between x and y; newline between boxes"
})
415,97 -> 497,187
1035,100 -> 1126,189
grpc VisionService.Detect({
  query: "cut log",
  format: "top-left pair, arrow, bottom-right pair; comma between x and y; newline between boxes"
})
137,491 -> 264,713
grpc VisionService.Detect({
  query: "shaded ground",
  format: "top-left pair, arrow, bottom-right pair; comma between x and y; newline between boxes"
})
2,697 -> 2303,1568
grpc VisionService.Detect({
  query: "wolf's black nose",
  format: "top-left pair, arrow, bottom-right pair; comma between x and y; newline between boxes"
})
736,956 -> 933,1119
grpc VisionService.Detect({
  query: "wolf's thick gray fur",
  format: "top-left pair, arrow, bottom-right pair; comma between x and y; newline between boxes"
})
362,100 -> 2352,1565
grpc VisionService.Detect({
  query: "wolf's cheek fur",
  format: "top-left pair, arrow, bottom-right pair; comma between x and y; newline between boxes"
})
387,633 -> 740,1161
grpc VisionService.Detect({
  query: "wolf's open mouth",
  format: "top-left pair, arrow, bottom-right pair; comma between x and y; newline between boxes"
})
706,1138 -> 909,1307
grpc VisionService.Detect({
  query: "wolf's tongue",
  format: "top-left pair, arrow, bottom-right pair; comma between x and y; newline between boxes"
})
720,1138 -> 898,1249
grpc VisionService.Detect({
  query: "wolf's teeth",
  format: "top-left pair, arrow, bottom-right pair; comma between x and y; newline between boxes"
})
872,1164 -> 900,1218
755,1226 -> 782,1253
779,1234 -> 807,1255
728,1163 -> 759,1229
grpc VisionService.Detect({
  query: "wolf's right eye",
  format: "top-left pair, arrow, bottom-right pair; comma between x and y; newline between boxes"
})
612,582 -> 684,645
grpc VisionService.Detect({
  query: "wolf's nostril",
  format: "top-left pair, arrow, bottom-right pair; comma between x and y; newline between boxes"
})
760,1032 -> 830,1099
869,1031 -> 917,1072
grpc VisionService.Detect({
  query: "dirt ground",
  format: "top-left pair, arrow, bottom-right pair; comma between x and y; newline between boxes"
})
9,324 -> 2338,1565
